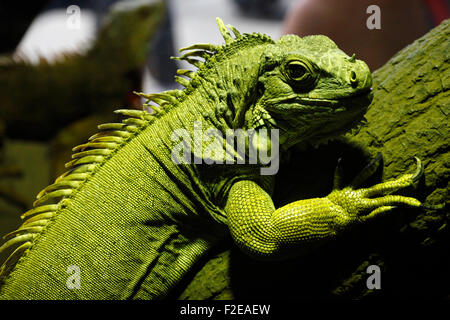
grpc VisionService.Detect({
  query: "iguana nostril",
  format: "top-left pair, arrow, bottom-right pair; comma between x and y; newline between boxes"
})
350,71 -> 358,87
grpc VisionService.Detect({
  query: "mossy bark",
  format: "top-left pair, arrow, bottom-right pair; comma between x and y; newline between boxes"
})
176,20 -> 449,299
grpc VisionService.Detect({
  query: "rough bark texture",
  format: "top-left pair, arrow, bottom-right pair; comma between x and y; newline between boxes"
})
176,20 -> 449,299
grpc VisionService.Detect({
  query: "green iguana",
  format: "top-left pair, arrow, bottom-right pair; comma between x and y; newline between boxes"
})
0,18 -> 425,299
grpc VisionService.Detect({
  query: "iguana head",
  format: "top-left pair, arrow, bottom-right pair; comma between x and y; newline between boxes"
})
250,34 -> 373,149
170,18 -> 372,155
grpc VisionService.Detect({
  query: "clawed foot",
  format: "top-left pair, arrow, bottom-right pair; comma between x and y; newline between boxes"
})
327,154 -> 424,224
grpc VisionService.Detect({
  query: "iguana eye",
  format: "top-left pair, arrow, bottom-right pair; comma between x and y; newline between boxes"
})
286,61 -> 307,80
284,60 -> 316,88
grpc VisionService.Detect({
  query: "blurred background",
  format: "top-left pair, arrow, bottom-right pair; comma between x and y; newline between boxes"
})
0,0 -> 448,257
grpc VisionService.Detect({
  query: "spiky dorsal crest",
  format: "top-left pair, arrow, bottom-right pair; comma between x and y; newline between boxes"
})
0,104 -> 175,278
171,18 -> 274,89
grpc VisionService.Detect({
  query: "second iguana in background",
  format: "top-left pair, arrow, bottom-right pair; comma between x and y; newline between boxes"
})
0,18 -> 424,299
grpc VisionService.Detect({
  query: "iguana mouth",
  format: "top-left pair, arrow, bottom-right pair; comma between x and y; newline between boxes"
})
265,87 -> 373,110
336,88 -> 373,107
255,88 -> 372,133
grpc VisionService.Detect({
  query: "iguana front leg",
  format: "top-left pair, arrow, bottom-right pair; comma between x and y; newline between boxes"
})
225,159 -> 423,260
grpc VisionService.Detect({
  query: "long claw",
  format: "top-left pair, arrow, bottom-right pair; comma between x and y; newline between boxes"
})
333,157 -> 344,190
411,157 -> 423,182
360,156 -> 424,198
420,203 -> 445,210
350,152 -> 382,188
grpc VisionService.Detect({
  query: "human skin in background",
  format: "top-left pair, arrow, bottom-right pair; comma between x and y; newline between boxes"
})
282,0 -> 433,71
